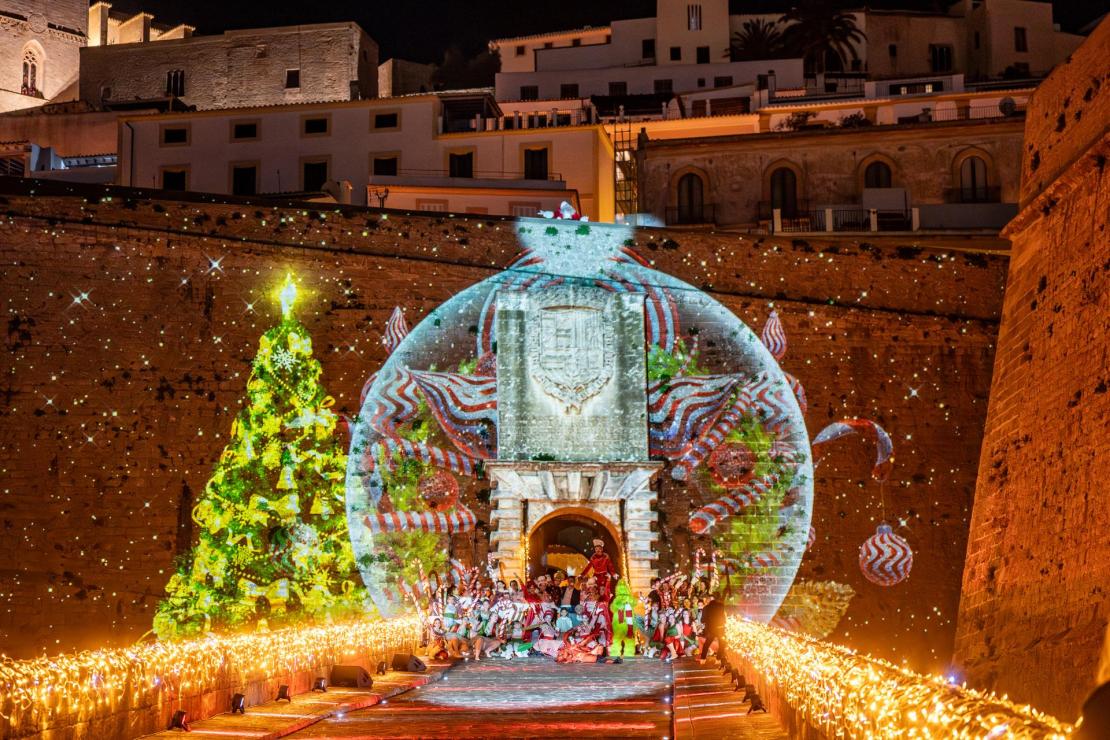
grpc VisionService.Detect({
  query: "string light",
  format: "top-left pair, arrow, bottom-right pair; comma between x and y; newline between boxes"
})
725,616 -> 1074,738
0,616 -> 419,736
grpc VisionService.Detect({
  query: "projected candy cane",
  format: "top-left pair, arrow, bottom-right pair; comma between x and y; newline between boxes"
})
688,472 -> 780,534
364,506 -> 477,535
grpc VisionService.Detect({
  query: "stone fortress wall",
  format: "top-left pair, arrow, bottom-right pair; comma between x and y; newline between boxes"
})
0,179 -> 1005,676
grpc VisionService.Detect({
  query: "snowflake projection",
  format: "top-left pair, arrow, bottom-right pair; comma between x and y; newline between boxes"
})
345,219 -> 817,622
271,347 -> 295,371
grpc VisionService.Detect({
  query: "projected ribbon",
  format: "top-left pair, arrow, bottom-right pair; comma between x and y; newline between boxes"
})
812,418 -> 894,481
596,267 -> 679,351
648,374 -> 740,459
761,310 -> 788,360
410,371 -> 497,459
382,306 -> 409,353
689,472 -> 780,534
364,506 -> 477,535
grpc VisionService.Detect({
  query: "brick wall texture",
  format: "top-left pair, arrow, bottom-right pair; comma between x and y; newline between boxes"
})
953,20 -> 1110,721
0,180 -> 1005,676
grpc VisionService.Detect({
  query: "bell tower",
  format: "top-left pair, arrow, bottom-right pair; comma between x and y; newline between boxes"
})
654,0 -> 731,66
0,0 -> 87,112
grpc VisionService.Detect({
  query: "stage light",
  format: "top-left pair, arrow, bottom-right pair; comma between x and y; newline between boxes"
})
169,710 -> 190,731
377,660 -> 388,675
277,685 -> 292,702
312,677 -> 327,692
231,693 -> 246,714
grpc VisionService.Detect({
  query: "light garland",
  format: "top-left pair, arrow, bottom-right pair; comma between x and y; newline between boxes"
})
0,615 -> 420,736
725,616 -> 1074,739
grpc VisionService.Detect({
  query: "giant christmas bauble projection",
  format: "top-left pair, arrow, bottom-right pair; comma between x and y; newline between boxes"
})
346,219 -> 813,620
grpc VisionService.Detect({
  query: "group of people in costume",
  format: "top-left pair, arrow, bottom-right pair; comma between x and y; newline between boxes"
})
421,540 -> 723,664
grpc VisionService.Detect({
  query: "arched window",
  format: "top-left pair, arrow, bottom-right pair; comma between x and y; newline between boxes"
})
959,156 -> 990,202
770,167 -> 798,217
676,173 -> 704,223
864,161 -> 892,188
21,48 -> 40,96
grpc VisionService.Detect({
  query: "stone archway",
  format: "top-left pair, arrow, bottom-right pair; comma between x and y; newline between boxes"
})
527,507 -> 622,579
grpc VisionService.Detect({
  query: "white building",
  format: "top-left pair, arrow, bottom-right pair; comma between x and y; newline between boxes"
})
118,91 -> 615,221
489,0 -> 1084,110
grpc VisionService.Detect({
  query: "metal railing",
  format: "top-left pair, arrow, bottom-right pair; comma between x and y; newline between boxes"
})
923,100 -> 1026,122
371,167 -> 564,182
666,203 -> 716,225
763,204 -> 913,234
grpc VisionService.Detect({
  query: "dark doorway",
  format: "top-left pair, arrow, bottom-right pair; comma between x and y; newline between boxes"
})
527,511 -> 621,580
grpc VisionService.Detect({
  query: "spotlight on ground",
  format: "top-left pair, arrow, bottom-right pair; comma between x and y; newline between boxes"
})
231,693 -> 246,714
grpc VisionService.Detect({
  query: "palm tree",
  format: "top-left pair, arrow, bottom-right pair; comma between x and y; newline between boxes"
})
779,0 -> 866,76
727,19 -> 785,62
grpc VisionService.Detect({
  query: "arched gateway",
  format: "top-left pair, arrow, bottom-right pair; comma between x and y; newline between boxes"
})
346,219 -> 813,622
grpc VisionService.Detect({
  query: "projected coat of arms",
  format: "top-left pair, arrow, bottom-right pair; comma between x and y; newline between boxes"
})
496,284 -> 648,462
529,304 -> 614,414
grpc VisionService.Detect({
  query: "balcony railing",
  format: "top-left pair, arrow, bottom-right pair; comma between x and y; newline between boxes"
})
758,202 -> 913,234
666,203 -> 716,225
371,167 -> 563,182
913,100 -> 1026,124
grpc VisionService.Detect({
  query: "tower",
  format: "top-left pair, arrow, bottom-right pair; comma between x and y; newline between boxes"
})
654,0 -> 731,66
0,0 -> 87,112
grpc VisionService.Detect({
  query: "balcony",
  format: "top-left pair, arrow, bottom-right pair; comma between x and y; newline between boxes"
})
665,203 -> 716,225
754,199 -> 1015,234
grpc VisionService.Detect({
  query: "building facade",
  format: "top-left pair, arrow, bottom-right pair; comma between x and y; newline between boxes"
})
638,92 -> 1026,232
0,0 -> 86,113
118,92 -> 615,220
81,21 -> 378,110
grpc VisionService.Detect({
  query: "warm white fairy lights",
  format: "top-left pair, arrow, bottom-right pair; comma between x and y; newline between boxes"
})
0,615 -> 420,736
725,616 -> 1074,739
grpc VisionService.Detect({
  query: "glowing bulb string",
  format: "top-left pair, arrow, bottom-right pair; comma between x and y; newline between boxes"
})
724,616 -> 1074,739
0,616 -> 420,735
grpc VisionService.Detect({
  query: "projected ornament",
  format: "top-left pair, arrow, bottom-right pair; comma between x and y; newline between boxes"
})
708,441 -> 757,487
419,470 -> 459,513
859,523 -> 913,586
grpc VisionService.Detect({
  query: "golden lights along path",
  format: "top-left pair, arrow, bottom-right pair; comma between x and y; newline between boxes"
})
725,617 -> 1075,739
0,616 -> 421,736
0,614 -> 1080,738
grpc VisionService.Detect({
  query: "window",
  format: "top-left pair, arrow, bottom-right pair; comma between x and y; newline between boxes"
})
654,79 -> 673,94
374,112 -> 399,129
677,173 -> 704,223
1014,27 -> 1028,52
769,167 -> 798,217
642,38 -> 655,59
161,168 -> 187,190
714,75 -> 733,88
929,44 -> 953,73
687,4 -> 702,31
449,151 -> 474,178
372,156 -> 398,176
416,199 -> 448,212
520,85 -> 539,101
670,46 -> 682,61
510,202 -> 542,217
864,161 -> 892,188
523,147 -> 548,180
21,48 -> 40,96
302,159 -> 329,191
302,116 -> 329,136
697,78 -> 705,87
285,69 -> 300,89
165,69 -> 185,97
231,164 -> 258,196
959,156 -> 989,202
560,83 -> 579,98
515,44 -> 526,56
231,121 -> 258,140
888,44 -> 897,59
696,46 -> 710,64
974,31 -> 980,50
160,126 -> 189,146
609,81 -> 627,96
571,38 -> 581,47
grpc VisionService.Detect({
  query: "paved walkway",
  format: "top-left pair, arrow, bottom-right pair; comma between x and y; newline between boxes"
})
144,661 -> 452,739
288,657 -> 674,738
672,659 -> 788,740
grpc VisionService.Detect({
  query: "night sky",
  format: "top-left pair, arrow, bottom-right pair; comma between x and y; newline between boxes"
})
105,0 -> 1107,63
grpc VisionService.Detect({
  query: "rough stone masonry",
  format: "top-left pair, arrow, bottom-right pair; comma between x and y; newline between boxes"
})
0,178 -> 1004,677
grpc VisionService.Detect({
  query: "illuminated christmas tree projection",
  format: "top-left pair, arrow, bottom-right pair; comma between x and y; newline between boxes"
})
155,276 -> 365,638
